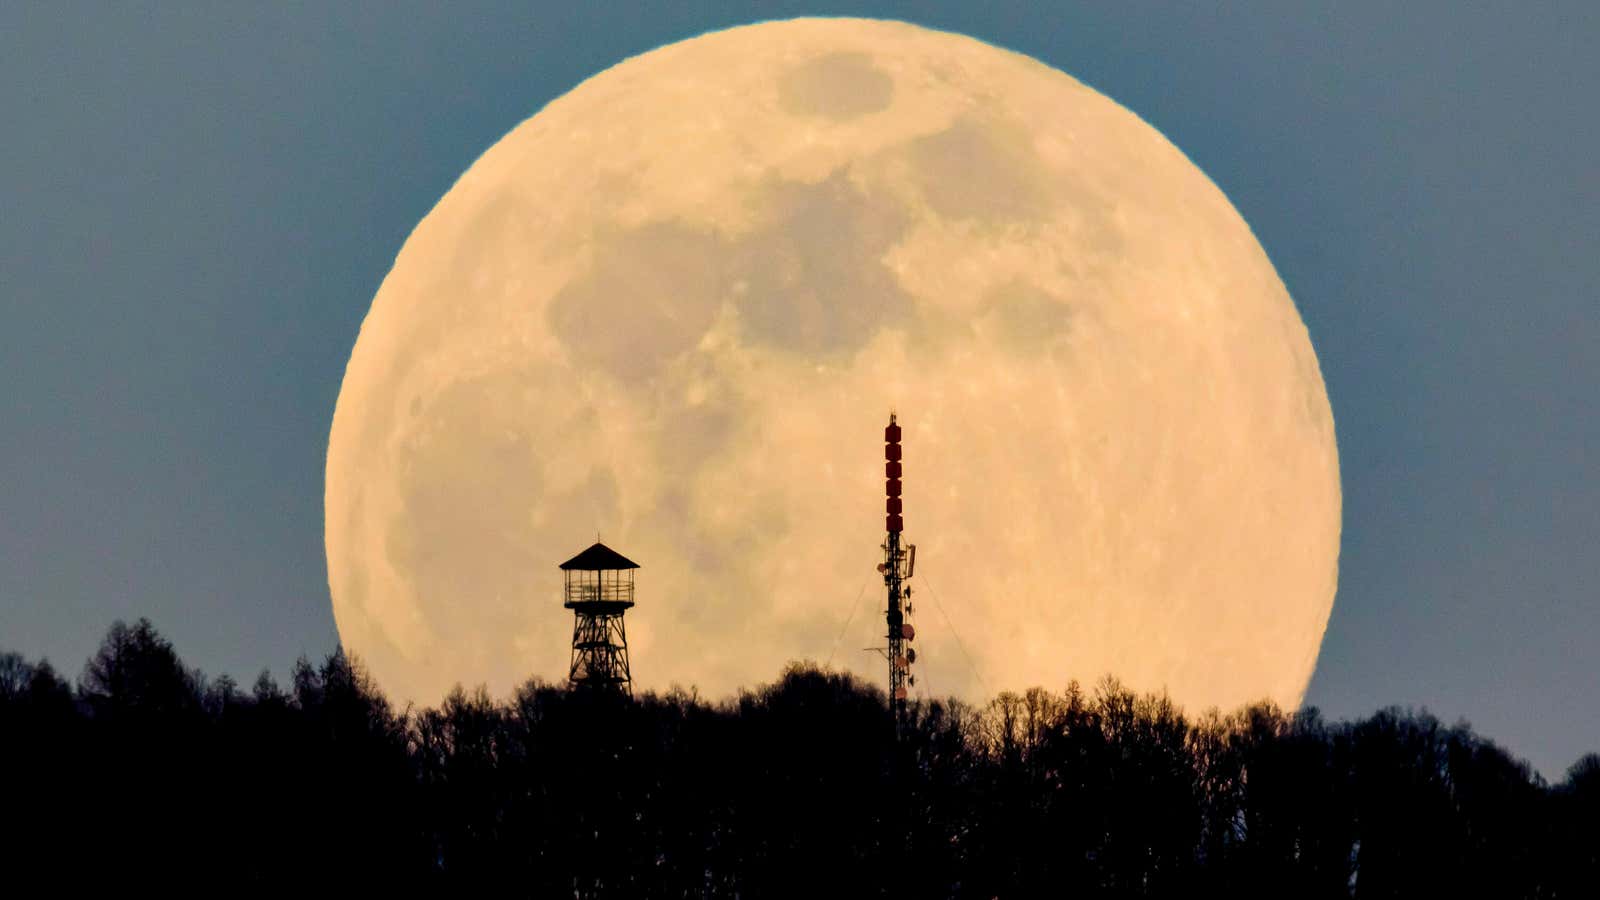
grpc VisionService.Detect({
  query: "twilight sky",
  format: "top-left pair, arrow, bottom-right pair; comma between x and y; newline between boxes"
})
2,2 -> 1595,777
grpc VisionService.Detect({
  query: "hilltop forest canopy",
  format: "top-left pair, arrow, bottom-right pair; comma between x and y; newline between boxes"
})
2,618 -> 1596,894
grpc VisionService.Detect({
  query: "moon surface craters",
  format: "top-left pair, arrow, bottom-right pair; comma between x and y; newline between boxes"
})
901,114 -> 1061,225
779,51 -> 896,120
549,168 -> 918,379
979,280 -> 1075,350
548,222 -> 727,383
383,366 -> 621,671
733,171 -> 915,356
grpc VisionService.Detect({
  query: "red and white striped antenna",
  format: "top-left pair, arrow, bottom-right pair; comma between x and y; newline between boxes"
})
881,413 -> 917,734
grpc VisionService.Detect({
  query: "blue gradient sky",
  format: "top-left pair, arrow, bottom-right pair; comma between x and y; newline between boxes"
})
2,3 -> 1595,777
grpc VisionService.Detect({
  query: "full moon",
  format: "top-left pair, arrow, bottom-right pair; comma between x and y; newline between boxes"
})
326,18 -> 1340,713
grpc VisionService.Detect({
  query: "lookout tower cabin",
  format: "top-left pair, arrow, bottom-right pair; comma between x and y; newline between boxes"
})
559,541 -> 639,695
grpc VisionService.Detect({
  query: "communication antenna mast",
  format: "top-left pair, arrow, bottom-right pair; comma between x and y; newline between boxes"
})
879,413 -> 918,735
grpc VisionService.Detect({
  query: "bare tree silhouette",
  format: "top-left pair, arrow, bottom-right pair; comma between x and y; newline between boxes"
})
0,618 -> 1592,894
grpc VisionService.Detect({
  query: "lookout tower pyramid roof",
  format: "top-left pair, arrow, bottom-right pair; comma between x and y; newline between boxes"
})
558,541 -> 640,572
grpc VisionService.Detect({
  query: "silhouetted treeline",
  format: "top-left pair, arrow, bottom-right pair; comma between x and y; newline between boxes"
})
2,618 -> 1596,895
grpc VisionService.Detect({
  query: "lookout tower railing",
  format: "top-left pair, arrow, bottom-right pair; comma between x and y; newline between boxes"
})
563,568 -> 635,608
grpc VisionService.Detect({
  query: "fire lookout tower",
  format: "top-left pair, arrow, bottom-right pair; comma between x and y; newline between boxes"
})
560,541 -> 639,696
